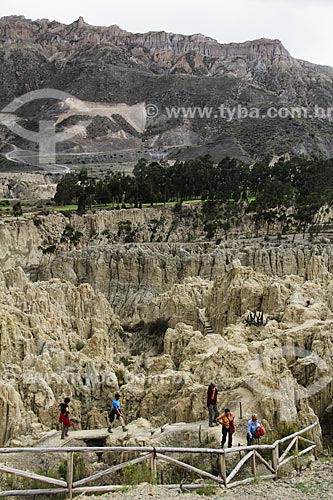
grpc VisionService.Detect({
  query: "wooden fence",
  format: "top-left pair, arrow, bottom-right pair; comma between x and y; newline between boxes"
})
0,423 -> 317,498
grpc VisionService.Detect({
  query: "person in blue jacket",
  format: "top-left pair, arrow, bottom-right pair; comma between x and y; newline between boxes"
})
247,413 -> 259,445
108,393 -> 128,433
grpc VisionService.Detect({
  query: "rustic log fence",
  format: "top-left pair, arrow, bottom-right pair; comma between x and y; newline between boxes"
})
0,423 -> 317,498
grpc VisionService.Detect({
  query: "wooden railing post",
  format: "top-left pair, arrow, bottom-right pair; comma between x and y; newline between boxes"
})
295,436 -> 299,472
312,426 -> 318,460
150,448 -> 157,484
251,451 -> 257,478
67,452 -> 74,500
219,452 -> 227,487
272,443 -> 279,480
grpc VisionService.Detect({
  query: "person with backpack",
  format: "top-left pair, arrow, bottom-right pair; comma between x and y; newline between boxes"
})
58,397 -> 72,439
216,408 -> 235,448
247,413 -> 265,445
207,382 -> 219,427
108,393 -> 128,433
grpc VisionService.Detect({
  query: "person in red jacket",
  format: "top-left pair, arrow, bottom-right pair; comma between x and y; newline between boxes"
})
207,382 -> 219,427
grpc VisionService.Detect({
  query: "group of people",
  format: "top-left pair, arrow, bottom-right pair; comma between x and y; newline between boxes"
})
58,385 -> 264,447
207,382 -> 265,448
58,393 -> 128,439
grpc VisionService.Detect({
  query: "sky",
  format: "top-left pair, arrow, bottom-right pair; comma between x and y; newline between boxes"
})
1,0 -> 333,67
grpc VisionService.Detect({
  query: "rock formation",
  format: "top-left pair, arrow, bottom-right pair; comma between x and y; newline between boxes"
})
0,173 -> 57,200
0,207 -> 333,446
2,209 -> 333,318
0,267 -> 122,445
0,16 -> 331,92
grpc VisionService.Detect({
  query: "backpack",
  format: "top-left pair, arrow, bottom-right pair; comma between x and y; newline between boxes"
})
255,425 -> 265,437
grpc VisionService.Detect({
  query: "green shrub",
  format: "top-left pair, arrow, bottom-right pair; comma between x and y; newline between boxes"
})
76,340 -> 86,351
147,318 -> 169,337
195,485 -> 216,496
174,202 -> 183,213
33,217 -> 42,227
3,466 -> 66,500
58,453 -> 86,482
204,221 -> 217,240
60,225 -> 83,245
42,245 -> 57,254
122,463 -> 152,485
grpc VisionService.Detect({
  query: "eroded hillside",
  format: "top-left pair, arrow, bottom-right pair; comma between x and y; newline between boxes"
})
0,207 -> 333,446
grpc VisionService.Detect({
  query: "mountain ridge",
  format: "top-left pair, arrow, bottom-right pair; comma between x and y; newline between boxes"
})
1,14 -> 333,71
0,15 -> 296,64
0,15 -> 333,162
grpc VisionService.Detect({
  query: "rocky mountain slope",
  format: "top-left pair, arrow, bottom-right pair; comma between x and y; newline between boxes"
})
0,16 -> 332,162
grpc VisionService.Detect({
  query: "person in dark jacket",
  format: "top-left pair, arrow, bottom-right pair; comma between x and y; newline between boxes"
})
108,393 -> 128,432
58,397 -> 72,439
207,382 -> 219,427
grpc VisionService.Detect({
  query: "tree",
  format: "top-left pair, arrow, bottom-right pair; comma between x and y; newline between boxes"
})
294,193 -> 321,239
13,202 -> 23,219
255,180 -> 295,210
54,173 -> 80,205
77,191 -> 87,215
215,158 -> 248,202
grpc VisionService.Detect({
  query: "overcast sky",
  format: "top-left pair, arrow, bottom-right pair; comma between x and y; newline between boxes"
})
1,0 -> 333,67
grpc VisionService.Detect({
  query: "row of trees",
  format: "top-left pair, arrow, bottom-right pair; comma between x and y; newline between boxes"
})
54,156 -> 333,215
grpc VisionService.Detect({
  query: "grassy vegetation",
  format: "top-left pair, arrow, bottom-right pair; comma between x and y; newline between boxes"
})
49,199 -> 203,212
195,484 -> 217,496
122,463 -> 153,485
3,468 -> 65,499
0,199 -> 203,218
50,205 -> 79,211
1,453 -> 86,499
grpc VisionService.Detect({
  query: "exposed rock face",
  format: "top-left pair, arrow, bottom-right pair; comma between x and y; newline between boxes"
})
117,258 -> 333,437
0,17 -> 320,78
0,383 -> 22,446
2,210 -> 333,320
0,15 -> 332,101
38,242 -> 333,321
0,267 -> 122,445
0,17 -> 287,59
0,219 -> 43,270
206,258 -> 332,331
0,208 -> 333,446
0,173 -> 57,200
143,265 -> 333,434
0,16 -> 333,161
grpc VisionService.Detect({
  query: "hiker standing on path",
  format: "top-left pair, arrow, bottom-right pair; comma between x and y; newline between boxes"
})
108,393 -> 128,433
216,408 -> 235,448
58,397 -> 72,439
207,382 -> 219,427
